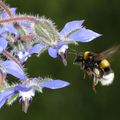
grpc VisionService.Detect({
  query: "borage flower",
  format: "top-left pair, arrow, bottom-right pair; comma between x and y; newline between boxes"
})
0,6 -> 35,58
1,7 -> 34,37
13,43 -> 47,62
0,60 -> 26,80
0,77 -> 69,113
0,7 -> 19,38
0,8 -> 17,53
35,19 -> 101,65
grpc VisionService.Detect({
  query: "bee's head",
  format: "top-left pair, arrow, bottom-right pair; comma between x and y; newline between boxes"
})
73,53 -> 83,64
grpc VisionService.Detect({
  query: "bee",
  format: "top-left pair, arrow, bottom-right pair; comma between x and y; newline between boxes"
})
73,46 -> 119,92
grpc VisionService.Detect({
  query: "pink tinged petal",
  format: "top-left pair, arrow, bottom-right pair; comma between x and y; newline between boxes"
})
0,89 -> 15,108
29,43 -> 47,54
0,37 -> 8,53
1,60 -> 26,80
60,20 -> 84,37
48,47 -> 58,58
69,27 -> 101,42
40,80 -> 70,89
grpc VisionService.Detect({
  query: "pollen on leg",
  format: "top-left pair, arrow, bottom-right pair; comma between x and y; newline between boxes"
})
92,76 -> 99,93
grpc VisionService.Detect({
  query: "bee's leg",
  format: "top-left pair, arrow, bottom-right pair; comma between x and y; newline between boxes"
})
92,76 -> 98,93
83,69 -> 91,79
86,68 -> 93,76
92,82 -> 96,93
83,71 -> 86,79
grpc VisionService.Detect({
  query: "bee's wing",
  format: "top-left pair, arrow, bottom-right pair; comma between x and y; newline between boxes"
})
93,45 -> 120,61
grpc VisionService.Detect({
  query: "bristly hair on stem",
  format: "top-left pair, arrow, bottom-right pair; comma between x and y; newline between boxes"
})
0,1 -> 13,17
3,50 -> 23,69
0,15 -> 40,24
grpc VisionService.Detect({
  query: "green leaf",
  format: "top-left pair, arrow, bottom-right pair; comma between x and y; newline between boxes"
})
7,94 -> 19,106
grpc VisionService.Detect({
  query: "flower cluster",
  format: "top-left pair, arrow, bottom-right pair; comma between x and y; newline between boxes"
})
0,1 -> 101,113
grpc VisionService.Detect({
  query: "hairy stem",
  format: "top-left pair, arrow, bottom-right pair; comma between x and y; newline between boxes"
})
3,50 -> 23,69
3,50 -> 29,81
16,34 -> 35,41
0,16 -> 39,24
0,1 -> 13,17
0,1 -> 27,36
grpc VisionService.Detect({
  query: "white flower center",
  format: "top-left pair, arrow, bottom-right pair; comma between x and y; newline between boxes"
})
58,45 -> 68,55
19,89 -> 35,101
17,51 -> 29,61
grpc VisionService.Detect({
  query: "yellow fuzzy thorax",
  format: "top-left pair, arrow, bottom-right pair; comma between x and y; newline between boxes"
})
83,51 -> 90,60
99,59 -> 110,68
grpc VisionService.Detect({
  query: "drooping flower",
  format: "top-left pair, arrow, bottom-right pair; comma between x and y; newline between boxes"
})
35,19 -> 101,65
0,6 -> 35,57
13,43 -> 47,62
0,7 -> 19,38
0,7 -> 19,54
0,77 -> 70,113
48,41 -> 68,65
0,7 -> 34,37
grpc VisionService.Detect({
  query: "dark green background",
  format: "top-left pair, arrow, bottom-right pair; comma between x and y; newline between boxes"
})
1,0 -> 120,120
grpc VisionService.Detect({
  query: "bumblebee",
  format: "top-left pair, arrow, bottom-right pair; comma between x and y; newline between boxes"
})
73,46 -> 119,91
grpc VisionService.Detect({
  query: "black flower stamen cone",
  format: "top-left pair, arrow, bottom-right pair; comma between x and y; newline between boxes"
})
58,52 -> 67,66
22,98 -> 30,113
